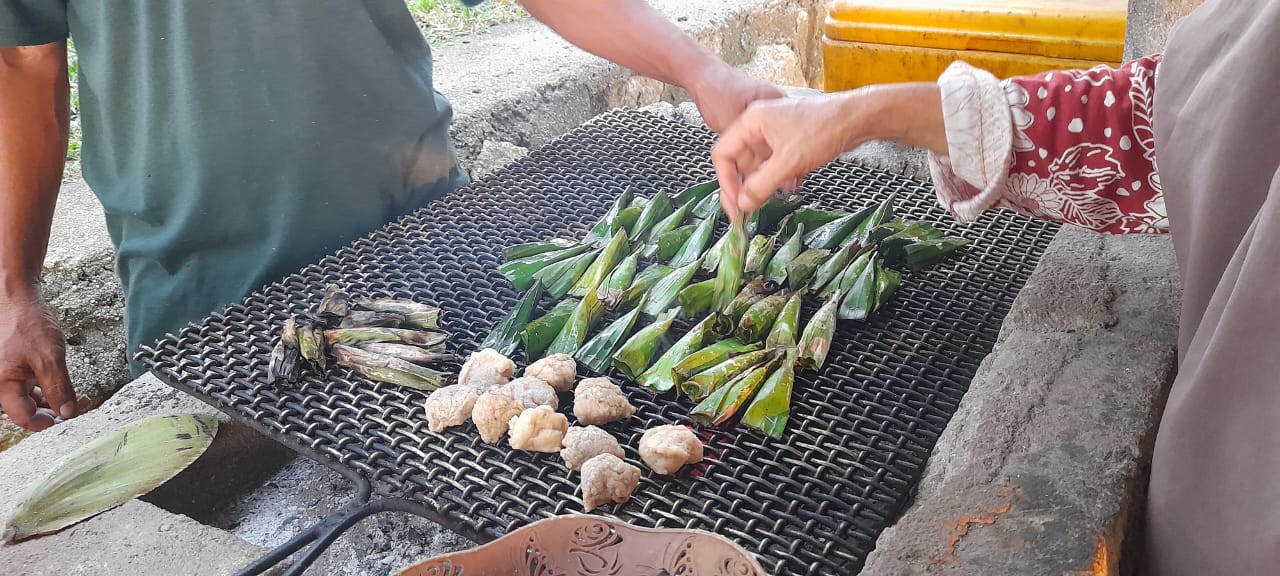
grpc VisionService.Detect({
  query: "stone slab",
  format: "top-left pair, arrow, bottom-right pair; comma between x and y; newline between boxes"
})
0,499 -> 279,576
862,231 -> 1180,575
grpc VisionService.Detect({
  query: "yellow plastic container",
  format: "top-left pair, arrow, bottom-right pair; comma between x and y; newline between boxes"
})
823,0 -> 1128,91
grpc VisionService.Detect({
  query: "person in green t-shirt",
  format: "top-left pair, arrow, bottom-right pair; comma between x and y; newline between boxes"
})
0,1 -> 782,432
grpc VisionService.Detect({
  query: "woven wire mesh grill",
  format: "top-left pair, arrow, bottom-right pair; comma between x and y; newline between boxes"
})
138,110 -> 1058,575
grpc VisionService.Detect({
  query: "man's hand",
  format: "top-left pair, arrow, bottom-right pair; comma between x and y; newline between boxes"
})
687,64 -> 784,133
0,297 -> 77,431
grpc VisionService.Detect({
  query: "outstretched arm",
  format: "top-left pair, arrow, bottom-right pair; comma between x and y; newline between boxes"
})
713,57 -> 1167,235
517,0 -> 782,132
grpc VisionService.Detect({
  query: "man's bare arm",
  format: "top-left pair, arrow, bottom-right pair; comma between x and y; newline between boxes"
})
517,0 -> 782,132
0,42 -> 78,430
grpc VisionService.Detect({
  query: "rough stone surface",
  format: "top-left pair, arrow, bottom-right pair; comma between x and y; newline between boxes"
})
862,229 -> 1180,575
837,141 -> 932,182
0,500 -> 279,576
1125,0 -> 1204,59
741,44 -> 806,87
466,140 -> 530,180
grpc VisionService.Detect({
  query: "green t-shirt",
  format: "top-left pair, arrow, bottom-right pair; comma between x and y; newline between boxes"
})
1,1 -> 467,373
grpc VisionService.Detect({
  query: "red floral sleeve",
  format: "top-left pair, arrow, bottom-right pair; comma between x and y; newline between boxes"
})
927,57 -> 1168,234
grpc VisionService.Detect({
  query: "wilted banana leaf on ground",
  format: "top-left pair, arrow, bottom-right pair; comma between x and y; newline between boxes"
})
3,414 -> 218,544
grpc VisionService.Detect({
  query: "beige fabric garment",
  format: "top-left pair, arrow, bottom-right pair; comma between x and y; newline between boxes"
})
1146,1 -> 1280,574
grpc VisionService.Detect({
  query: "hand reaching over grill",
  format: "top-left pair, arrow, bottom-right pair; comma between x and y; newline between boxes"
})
712,84 -> 947,220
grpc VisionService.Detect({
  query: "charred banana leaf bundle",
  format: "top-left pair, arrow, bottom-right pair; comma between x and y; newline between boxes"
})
268,285 -> 454,391
482,179 -> 969,439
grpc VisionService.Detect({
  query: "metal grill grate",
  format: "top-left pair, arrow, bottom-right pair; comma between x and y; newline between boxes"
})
138,110 -> 1058,575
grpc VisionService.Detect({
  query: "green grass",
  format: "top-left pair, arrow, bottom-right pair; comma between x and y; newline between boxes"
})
407,0 -> 526,45
61,1 -> 526,182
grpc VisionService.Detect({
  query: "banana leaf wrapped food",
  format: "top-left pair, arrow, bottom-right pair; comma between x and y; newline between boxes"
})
339,311 -> 405,328
798,291 -> 839,371
499,243 -> 592,292
502,238 -> 578,262
763,223 -> 804,285
803,209 -> 867,250
575,307 -> 642,374
612,309 -> 679,380
597,251 -> 640,309
521,299 -> 579,360
721,277 -> 777,324
325,327 -> 448,348
316,285 -> 351,327
481,281 -> 546,356
712,218 -> 748,310
333,344 -> 451,391
676,278 -> 716,318
735,292 -> 789,343
674,178 -> 721,209
690,355 -> 779,425
691,189 -> 722,219
644,198 -> 696,244
810,242 -> 862,293
839,252 -> 880,321
358,343 -> 454,365
640,256 -> 704,316
355,298 -> 442,330
619,262 -> 673,310
829,249 -> 874,297
784,248 -> 831,290
637,313 -> 723,393
672,339 -> 761,384
570,229 -> 629,297
679,347 -> 778,401
700,234 -> 728,273
783,207 -> 844,237
643,224 -> 696,261
875,261 -> 903,310
671,204 -> 721,268
583,187 -> 634,245
765,290 -> 804,349
545,289 -> 607,357
743,234 -> 775,277
849,192 -> 897,246
295,317 -> 328,370
742,354 -> 796,438
535,248 -> 600,299
629,191 -> 673,241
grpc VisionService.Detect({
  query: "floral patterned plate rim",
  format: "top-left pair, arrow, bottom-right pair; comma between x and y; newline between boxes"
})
397,514 -> 767,576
